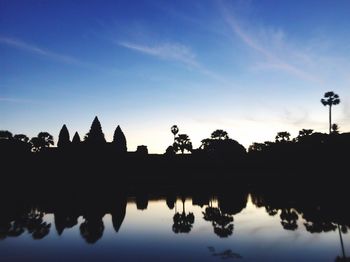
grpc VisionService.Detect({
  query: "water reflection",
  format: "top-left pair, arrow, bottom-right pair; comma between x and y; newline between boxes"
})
0,186 -> 349,261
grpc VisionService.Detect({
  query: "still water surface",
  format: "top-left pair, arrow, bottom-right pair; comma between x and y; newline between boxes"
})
0,195 -> 348,261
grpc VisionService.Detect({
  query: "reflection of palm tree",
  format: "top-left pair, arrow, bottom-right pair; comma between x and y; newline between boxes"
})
321,91 -> 340,134
335,224 -> 349,262
172,198 -> 195,233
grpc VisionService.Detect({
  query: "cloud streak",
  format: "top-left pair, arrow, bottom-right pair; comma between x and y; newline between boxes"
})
219,3 -> 321,83
0,96 -> 35,104
0,36 -> 87,66
118,41 -> 228,83
118,41 -> 199,67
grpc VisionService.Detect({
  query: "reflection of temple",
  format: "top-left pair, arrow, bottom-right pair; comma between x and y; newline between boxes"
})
1,187 -> 350,245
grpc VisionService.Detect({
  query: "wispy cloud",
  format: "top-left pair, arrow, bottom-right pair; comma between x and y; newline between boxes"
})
0,36 -> 88,66
219,3 -> 322,83
118,41 -> 199,67
0,96 -> 35,104
118,41 -> 228,83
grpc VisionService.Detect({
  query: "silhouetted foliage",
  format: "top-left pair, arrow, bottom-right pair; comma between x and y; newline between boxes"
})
0,130 -> 13,139
321,91 -> 340,134
30,132 -> 54,152
248,142 -> 266,152
275,131 -> 291,142
173,134 -> 192,154
211,129 -> 229,140
113,125 -> 127,153
332,124 -> 339,134
164,145 -> 176,156
13,134 -> 29,143
280,208 -> 299,231
84,116 -> 106,145
57,124 -> 70,148
200,130 -> 246,161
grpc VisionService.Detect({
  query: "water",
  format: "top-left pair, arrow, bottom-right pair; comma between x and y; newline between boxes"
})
0,194 -> 348,261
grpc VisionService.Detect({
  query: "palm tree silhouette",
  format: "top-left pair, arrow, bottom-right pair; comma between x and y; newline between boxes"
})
321,91 -> 340,134
171,125 -> 179,142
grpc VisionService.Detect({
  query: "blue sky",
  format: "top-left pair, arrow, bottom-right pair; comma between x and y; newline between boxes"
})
1,0 -> 350,153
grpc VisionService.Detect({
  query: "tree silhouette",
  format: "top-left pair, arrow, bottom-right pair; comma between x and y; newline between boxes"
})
321,91 -> 340,134
298,129 -> 313,137
72,132 -> 81,144
202,204 -> 234,238
173,134 -> 192,154
113,125 -> 127,152
13,134 -> 29,143
275,131 -> 291,142
57,124 -> 70,148
84,116 -> 106,144
332,124 -> 339,134
0,130 -> 13,140
211,129 -> 229,140
171,125 -> 179,142
248,142 -> 266,152
30,132 -> 54,152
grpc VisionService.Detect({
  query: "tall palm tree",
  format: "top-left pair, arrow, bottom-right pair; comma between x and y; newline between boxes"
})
321,91 -> 340,134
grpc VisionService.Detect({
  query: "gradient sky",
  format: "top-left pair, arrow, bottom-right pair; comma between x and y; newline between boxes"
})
1,0 -> 350,153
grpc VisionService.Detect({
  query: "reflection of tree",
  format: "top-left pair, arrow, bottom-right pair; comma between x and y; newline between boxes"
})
25,209 -> 51,239
304,220 -> 337,233
172,198 -> 195,233
80,214 -> 104,244
54,213 -> 78,235
202,199 -> 234,238
280,208 -> 299,231
0,208 -> 51,240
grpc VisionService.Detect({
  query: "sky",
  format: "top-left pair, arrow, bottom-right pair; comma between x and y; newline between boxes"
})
1,0 -> 350,153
